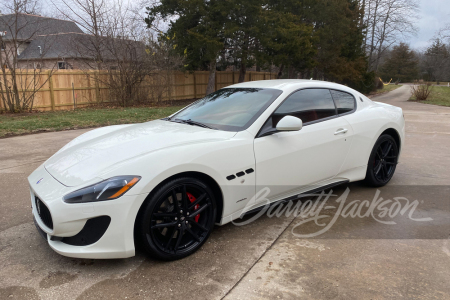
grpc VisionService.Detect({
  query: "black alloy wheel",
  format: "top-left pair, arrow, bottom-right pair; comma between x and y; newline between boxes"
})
139,177 -> 216,260
364,134 -> 399,187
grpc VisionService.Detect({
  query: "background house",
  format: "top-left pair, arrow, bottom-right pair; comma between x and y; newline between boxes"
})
0,13 -> 85,69
14,31 -> 141,70
0,13 -> 145,71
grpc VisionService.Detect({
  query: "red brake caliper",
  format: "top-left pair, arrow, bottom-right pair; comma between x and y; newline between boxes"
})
186,192 -> 200,222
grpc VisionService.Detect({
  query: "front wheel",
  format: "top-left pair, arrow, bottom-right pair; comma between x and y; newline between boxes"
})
364,134 -> 399,187
139,177 -> 216,260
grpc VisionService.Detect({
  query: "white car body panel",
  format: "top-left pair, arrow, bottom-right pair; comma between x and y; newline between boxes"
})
45,120 -> 237,187
28,79 -> 405,259
254,116 -> 354,203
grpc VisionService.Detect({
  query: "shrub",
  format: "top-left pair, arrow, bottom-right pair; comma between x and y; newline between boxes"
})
411,82 -> 433,101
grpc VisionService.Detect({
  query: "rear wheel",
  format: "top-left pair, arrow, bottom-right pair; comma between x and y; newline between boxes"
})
364,134 -> 399,187
139,177 -> 216,260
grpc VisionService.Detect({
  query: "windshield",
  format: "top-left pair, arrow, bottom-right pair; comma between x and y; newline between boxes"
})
169,88 -> 283,131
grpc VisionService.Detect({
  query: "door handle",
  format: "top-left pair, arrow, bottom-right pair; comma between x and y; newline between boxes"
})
334,128 -> 348,135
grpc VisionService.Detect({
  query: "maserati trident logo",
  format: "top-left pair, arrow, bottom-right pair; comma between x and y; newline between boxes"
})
36,178 -> 43,184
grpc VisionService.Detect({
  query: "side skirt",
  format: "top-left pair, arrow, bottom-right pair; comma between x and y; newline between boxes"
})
241,180 -> 350,217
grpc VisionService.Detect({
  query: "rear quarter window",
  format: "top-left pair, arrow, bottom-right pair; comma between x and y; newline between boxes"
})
330,90 -> 356,114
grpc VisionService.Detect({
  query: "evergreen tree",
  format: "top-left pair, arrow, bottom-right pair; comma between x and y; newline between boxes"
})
304,0 -> 370,87
146,0 -> 374,93
379,43 -> 419,82
146,0 -> 230,94
224,0 -> 262,81
423,39 -> 450,83
258,0 -> 316,78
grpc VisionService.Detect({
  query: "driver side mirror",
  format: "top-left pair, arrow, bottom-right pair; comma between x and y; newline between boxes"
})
276,115 -> 303,131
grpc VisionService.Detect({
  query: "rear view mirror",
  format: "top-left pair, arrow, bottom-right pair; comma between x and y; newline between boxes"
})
276,116 -> 303,131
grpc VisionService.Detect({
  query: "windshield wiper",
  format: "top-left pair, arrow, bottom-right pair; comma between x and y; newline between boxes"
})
174,118 -> 216,130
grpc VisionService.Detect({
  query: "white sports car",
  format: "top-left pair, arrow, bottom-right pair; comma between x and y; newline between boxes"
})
29,80 -> 405,260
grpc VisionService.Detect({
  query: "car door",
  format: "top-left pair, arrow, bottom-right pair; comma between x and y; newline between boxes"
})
253,88 -> 354,203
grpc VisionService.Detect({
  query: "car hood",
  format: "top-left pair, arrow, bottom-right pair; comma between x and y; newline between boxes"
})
45,120 -> 236,187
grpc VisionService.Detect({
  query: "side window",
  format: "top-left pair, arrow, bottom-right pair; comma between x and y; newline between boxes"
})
273,89 -> 336,125
330,90 -> 356,114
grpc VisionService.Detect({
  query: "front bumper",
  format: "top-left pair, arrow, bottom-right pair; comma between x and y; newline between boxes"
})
29,164 -> 146,259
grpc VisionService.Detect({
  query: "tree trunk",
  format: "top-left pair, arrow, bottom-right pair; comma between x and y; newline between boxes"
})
360,0 -> 366,28
0,68 -> 13,112
277,64 -> 284,79
238,60 -> 246,83
305,69 -> 311,79
206,60 -> 217,95
288,65 -> 296,79
367,0 -> 379,71
238,34 -> 249,83
374,10 -> 391,72
313,68 -> 318,80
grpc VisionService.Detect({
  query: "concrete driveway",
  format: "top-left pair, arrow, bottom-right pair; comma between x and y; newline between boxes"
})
0,85 -> 449,299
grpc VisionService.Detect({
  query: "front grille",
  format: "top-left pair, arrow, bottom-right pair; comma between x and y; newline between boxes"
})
35,196 -> 53,230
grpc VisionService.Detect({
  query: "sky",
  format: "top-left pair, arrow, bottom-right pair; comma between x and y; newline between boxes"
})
407,0 -> 450,50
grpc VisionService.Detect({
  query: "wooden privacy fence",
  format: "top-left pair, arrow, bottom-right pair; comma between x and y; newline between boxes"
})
0,70 -> 277,112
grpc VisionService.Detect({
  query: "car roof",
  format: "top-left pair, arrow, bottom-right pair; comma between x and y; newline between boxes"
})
227,79 -> 356,94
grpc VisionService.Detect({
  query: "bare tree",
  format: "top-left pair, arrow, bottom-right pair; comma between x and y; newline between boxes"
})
0,0 -> 56,112
51,0 -> 111,71
146,35 -> 184,104
51,0 -> 184,106
0,0 -> 42,15
436,22 -> 450,42
361,0 -> 419,71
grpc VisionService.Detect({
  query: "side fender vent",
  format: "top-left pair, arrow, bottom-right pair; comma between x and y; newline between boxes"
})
227,168 -> 255,180
226,175 -> 236,181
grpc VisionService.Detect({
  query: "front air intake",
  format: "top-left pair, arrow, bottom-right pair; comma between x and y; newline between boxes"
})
35,196 -> 53,230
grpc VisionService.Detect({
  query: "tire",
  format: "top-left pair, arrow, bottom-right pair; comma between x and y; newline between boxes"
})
364,134 -> 399,187
138,177 -> 216,260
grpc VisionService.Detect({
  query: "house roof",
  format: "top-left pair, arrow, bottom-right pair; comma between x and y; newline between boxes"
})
17,32 -> 146,61
18,32 -> 86,60
0,13 -> 144,63
0,13 -> 83,41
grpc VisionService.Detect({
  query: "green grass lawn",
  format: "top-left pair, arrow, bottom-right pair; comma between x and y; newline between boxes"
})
409,86 -> 450,107
370,84 -> 403,95
0,105 -> 185,138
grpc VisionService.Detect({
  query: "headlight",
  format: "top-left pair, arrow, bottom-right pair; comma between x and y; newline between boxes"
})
63,176 -> 141,204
